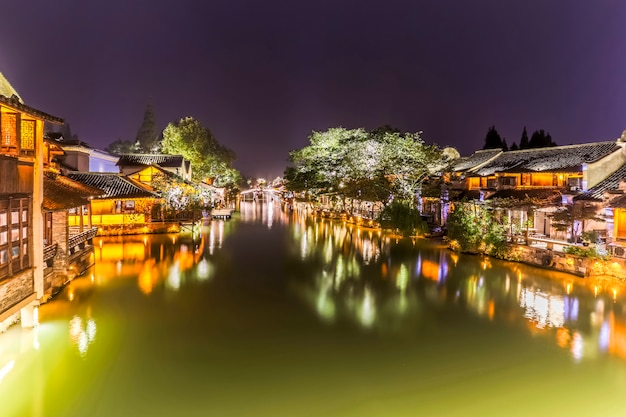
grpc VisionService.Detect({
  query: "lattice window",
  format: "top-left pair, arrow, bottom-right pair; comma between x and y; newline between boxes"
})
21,119 -> 35,151
0,197 -> 30,279
1,113 -> 18,154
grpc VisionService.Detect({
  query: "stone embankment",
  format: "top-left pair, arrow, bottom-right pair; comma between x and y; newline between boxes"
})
507,244 -> 626,280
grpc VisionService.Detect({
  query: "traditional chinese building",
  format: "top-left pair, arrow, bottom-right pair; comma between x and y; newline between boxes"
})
0,72 -> 63,329
117,154 -> 192,181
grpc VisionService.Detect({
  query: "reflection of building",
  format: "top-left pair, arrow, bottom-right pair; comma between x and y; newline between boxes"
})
0,72 -> 63,329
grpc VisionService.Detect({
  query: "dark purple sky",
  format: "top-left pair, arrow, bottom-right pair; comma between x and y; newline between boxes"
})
2,1 -> 625,178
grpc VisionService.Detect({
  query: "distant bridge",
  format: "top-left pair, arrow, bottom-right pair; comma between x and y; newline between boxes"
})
240,188 -> 283,201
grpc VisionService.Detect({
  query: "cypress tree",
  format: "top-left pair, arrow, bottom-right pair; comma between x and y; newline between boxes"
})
136,103 -> 159,153
519,127 -> 529,149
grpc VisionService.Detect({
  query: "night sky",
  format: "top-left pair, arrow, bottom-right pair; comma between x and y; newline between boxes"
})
2,1 -> 625,178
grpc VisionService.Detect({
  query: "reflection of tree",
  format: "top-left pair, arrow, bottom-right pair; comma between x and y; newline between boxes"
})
286,216 -> 626,360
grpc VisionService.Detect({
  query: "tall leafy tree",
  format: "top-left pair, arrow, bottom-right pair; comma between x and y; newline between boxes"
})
161,117 -> 240,188
378,130 -> 443,204
286,127 -> 444,208
135,103 -> 160,153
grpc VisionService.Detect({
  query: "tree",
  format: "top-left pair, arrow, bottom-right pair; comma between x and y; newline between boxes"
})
285,127 -> 444,210
550,201 -> 604,243
161,117 -> 240,188
135,103 -> 160,153
447,201 -> 509,257
378,130 -> 443,204
519,126 -> 529,149
151,171 -> 212,220
447,202 -> 484,253
528,129 -> 557,148
509,142 -> 519,151
104,138 -> 138,155
483,125 -> 506,150
60,122 -> 79,143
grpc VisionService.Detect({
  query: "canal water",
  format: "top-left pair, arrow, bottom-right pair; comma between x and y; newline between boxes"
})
2,201 -> 626,416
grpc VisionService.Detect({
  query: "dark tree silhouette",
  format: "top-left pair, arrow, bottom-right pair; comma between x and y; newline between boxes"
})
105,138 -> 137,155
60,122 -> 79,143
483,125 -> 507,150
529,129 -> 557,148
519,126 -> 530,149
135,103 -> 160,153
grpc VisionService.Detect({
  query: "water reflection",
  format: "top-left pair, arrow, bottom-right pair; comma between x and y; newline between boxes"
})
288,210 -> 626,362
239,198 -> 290,227
4,202 -> 626,416
91,218 -> 237,295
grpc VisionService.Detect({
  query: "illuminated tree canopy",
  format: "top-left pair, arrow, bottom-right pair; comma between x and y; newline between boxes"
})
285,126 -> 446,207
161,117 -> 241,189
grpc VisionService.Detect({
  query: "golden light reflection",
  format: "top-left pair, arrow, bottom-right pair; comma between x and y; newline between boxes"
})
69,316 -> 96,357
556,327 -> 571,349
138,259 -> 158,295
421,260 -> 440,282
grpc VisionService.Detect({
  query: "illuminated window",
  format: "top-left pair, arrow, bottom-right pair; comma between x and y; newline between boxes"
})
20,120 -> 35,151
1,113 -> 18,155
468,177 -> 480,189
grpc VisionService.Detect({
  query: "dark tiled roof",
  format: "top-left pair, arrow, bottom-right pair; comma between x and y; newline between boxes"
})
117,154 -> 185,168
486,189 -> 562,205
66,173 -> 158,199
44,132 -> 92,148
451,149 -> 502,172
474,142 -> 620,176
576,162 -> 626,201
43,175 -> 104,211
609,194 -> 626,208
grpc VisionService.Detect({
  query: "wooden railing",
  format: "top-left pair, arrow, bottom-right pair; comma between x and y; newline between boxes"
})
43,243 -> 57,267
68,227 -> 98,254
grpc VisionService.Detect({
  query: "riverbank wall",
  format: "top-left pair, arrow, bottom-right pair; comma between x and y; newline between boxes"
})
508,244 -> 626,280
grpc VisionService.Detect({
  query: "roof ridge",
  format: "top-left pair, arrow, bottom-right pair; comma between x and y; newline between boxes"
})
504,141 -> 616,153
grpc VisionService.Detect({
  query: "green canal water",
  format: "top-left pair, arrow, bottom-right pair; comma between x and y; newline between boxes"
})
2,201 -> 626,416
